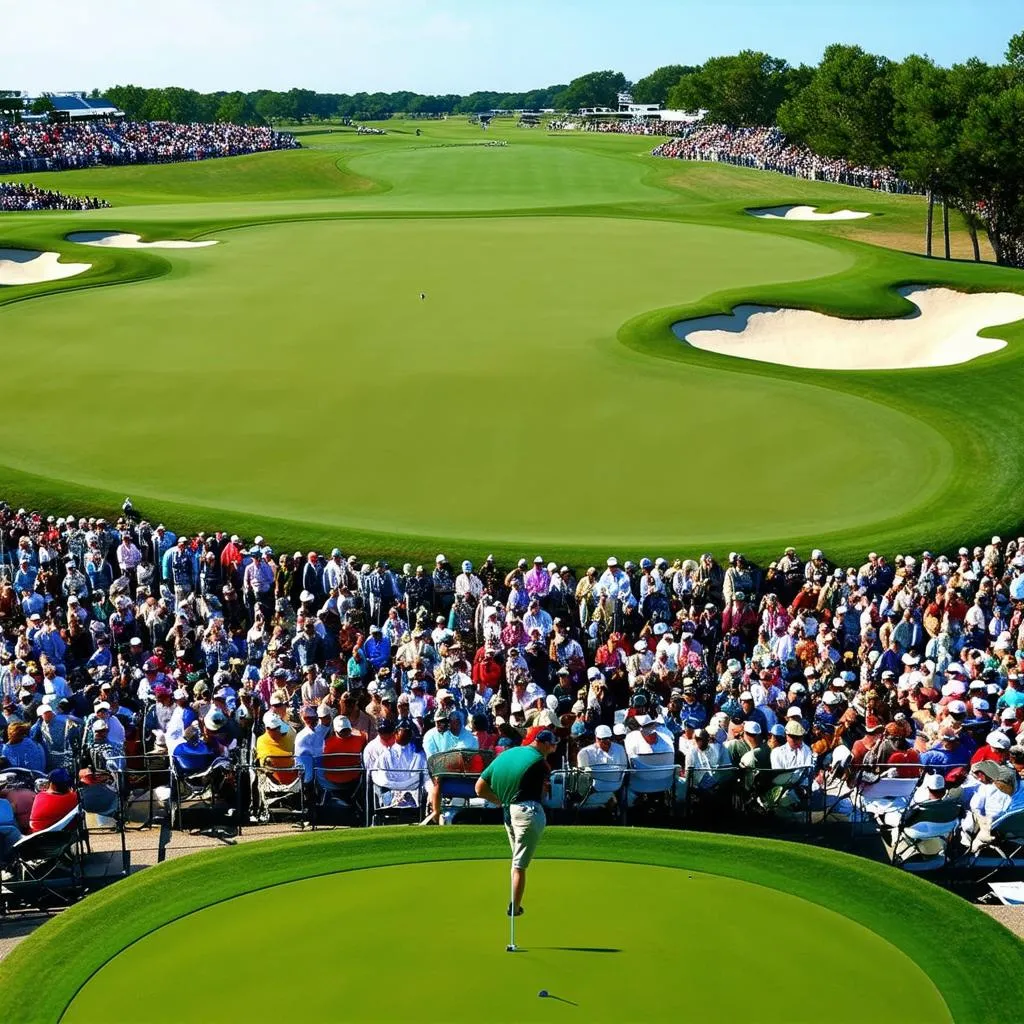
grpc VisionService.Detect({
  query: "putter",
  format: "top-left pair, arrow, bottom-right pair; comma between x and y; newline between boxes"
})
506,871 -> 517,952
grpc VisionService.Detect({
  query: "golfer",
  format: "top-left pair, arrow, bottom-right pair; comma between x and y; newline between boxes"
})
475,729 -> 558,917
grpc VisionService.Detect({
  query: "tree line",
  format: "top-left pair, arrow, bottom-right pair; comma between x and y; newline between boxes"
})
99,83 -> 572,125
40,30 -> 1024,267
660,36 -> 1024,267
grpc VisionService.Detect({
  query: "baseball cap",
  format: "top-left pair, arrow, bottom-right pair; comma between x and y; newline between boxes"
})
785,720 -> 806,737
986,731 -> 1012,751
594,725 -> 613,740
924,773 -> 946,792
262,711 -> 284,730
743,721 -> 762,735
534,729 -> 558,745
333,716 -> 352,733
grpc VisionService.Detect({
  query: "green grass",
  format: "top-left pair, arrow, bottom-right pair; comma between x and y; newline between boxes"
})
0,117 -> 1023,564
1,828 -> 1018,1023
61,859 -> 947,1024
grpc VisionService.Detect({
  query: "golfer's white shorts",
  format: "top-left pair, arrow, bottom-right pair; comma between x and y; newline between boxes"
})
505,800 -> 546,868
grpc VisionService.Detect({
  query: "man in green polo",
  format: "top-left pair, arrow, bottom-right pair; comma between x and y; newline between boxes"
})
475,730 -> 558,917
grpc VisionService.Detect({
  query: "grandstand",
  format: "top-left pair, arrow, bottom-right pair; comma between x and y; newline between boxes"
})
19,93 -> 122,122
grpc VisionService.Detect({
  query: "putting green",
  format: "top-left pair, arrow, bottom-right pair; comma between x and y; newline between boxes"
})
0,216 -> 947,547
61,859 -> 947,1024
1,829 -> 1018,1024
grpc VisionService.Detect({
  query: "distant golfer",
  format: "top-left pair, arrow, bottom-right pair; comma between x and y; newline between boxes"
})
475,729 -> 558,917
419,292 -> 426,301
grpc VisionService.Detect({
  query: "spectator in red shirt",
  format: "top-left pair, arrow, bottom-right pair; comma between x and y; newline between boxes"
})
29,768 -> 79,832
851,716 -> 885,767
971,730 -> 1012,765
877,721 -> 921,777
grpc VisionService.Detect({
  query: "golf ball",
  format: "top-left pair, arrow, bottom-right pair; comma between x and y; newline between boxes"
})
538,990 -> 548,998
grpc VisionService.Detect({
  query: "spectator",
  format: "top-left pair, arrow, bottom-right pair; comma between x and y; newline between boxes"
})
29,767 -> 78,831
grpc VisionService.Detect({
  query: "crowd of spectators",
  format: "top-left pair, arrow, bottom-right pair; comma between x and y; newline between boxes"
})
1,495 -> 1024,850
0,181 -> 108,212
584,119 -> 687,136
652,123 -> 914,193
0,120 -> 298,175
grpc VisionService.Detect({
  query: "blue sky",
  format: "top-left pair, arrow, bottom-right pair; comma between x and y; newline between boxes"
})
6,0 -> 1020,94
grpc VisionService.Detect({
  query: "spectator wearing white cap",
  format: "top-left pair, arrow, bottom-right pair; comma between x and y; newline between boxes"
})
255,710 -> 294,765
597,558 -> 631,606
294,705 -> 326,784
685,727 -> 730,791
455,561 -> 483,601
576,724 -> 628,805
374,718 -> 426,808
624,715 -> 673,764
770,720 -> 813,770
971,730 -> 1012,767
964,762 -> 1023,843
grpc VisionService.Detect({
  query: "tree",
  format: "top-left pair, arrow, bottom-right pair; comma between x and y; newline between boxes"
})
30,94 -> 55,116
666,51 -> 792,125
632,65 -> 697,105
104,85 -> 150,119
215,91 -> 260,124
955,74 -> 1024,267
555,70 -> 628,111
777,44 -> 895,165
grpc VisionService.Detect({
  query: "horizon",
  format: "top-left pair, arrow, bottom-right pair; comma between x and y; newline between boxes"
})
4,0 -> 1021,96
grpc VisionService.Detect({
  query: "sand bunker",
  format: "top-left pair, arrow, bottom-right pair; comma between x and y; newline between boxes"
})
0,249 -> 91,286
748,205 -> 870,221
67,232 -> 218,249
673,286 -> 1024,370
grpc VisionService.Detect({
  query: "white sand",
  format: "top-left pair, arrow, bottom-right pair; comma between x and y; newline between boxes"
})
673,286 -> 1024,370
0,249 -> 91,286
748,205 -> 870,221
67,232 -> 218,249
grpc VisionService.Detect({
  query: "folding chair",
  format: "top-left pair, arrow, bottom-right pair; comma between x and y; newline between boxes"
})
427,750 -> 497,825
854,776 -> 921,830
368,766 -> 427,826
964,808 -> 1024,878
170,756 -> 236,830
752,766 -> 814,820
313,754 -> 365,826
686,765 -> 737,820
0,807 -> 83,917
115,753 -> 171,828
252,757 -> 305,824
623,756 -> 681,823
890,798 -> 962,871
566,764 -> 628,819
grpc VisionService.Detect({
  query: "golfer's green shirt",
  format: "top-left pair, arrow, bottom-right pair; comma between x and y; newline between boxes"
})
480,746 -> 545,806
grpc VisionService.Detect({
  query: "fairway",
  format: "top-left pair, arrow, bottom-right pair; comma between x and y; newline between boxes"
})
61,859 -> 946,1024
0,215 -> 948,546
1,120 -> 1023,560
